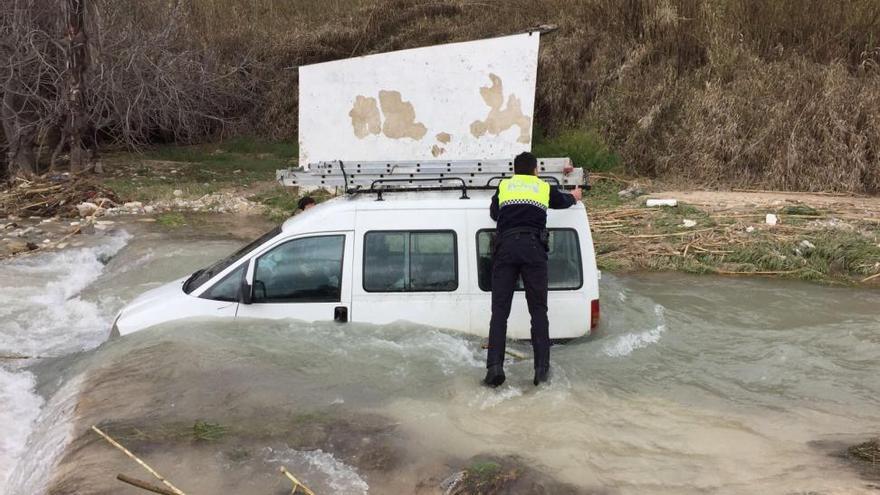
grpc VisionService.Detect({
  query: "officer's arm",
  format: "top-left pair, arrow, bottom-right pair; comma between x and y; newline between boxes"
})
548,187 -> 577,209
490,189 -> 500,221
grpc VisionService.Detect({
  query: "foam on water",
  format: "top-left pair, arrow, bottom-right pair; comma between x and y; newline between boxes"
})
4,374 -> 84,495
263,447 -> 370,495
0,233 -> 128,495
0,369 -> 44,490
0,231 -> 130,357
602,304 -> 667,358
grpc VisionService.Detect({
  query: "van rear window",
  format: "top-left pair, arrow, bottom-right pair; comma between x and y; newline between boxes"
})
476,229 -> 582,291
364,231 -> 458,292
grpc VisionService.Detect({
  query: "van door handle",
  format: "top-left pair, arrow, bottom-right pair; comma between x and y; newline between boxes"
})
334,306 -> 348,323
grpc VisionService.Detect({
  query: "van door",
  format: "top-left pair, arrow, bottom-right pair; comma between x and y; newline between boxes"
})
351,209 -> 470,333
236,232 -> 353,323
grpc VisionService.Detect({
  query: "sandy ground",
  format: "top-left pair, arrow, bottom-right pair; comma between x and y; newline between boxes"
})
647,190 -> 880,217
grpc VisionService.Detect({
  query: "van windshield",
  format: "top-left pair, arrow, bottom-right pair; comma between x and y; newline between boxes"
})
183,226 -> 282,294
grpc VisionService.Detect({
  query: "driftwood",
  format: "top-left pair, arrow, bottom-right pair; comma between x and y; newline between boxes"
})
91,425 -> 187,495
117,474 -> 180,495
280,466 -> 317,495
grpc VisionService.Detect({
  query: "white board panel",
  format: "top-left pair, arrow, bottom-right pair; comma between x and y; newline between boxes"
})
298,33 -> 540,167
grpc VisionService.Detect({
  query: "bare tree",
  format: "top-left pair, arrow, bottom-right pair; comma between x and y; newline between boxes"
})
0,0 -> 253,181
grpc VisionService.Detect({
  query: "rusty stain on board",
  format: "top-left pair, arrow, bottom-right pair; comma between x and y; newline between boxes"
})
378,90 -> 427,140
431,145 -> 446,157
470,74 -> 531,144
435,132 -> 452,144
348,95 -> 382,138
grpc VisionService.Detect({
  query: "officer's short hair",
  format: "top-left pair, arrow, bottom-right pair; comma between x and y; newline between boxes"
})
513,152 -> 537,175
297,196 -> 316,210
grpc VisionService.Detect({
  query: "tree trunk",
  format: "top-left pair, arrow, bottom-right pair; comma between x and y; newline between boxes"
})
1,91 -> 38,178
63,0 -> 89,173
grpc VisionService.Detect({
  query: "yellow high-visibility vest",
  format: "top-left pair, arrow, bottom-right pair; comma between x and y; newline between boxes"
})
497,174 -> 550,210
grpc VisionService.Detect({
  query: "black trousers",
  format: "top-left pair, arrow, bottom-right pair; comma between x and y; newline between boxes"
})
487,232 -> 550,369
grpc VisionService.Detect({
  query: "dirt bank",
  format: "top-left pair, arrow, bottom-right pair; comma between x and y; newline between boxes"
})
587,177 -> 880,285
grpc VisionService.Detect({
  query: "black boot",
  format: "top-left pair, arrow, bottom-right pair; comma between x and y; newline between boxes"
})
483,364 -> 506,388
533,365 -> 550,386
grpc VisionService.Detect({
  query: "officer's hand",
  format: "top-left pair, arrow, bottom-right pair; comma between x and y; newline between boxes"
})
572,186 -> 583,201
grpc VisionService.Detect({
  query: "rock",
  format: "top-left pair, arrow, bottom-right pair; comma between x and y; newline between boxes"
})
173,189 -> 184,197
765,213 -> 778,225
123,201 -> 143,209
440,471 -> 467,494
57,242 -> 68,249
3,240 -> 30,255
681,219 -> 697,228
94,223 -> 108,231
746,226 -> 756,233
800,239 -> 816,250
144,205 -> 155,214
617,182 -> 644,199
76,202 -> 99,217
96,220 -> 115,225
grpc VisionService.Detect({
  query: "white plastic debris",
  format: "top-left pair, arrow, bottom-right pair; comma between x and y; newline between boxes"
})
800,240 -> 816,250
765,213 -> 778,225
746,226 -> 756,233
646,199 -> 678,207
76,202 -> 99,217
681,219 -> 697,228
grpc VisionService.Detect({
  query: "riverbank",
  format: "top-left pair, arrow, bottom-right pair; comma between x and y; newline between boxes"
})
2,142 -> 878,284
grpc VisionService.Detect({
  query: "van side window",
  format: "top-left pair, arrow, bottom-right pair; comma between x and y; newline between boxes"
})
253,235 -> 345,303
476,229 -> 582,291
364,231 -> 457,292
200,264 -> 245,302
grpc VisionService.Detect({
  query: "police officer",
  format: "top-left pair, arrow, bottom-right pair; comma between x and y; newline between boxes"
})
484,152 -> 582,387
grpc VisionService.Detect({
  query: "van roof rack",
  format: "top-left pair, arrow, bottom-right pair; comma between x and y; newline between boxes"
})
276,158 -> 587,199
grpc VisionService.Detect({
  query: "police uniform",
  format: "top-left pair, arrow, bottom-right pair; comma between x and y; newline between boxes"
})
487,174 -> 577,378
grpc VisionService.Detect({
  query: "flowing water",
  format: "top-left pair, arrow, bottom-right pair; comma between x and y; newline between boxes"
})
1,224 -> 878,494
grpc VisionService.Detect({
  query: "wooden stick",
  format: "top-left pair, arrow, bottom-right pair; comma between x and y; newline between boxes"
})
714,269 -> 798,275
861,272 -> 880,283
117,474 -> 179,495
91,426 -> 187,495
280,466 -> 317,495
627,228 -> 715,239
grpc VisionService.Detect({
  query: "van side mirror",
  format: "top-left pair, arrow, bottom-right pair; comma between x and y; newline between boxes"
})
239,279 -> 252,305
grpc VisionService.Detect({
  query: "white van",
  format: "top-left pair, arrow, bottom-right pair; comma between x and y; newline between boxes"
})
112,189 -> 600,339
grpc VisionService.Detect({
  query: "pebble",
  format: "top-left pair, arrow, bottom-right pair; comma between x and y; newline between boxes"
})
173,189 -> 184,197
800,240 -> 816,250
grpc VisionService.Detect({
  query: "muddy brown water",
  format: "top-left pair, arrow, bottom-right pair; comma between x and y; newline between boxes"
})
1,219 -> 879,494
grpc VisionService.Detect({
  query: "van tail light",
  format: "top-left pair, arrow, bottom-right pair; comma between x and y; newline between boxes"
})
590,299 -> 600,329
